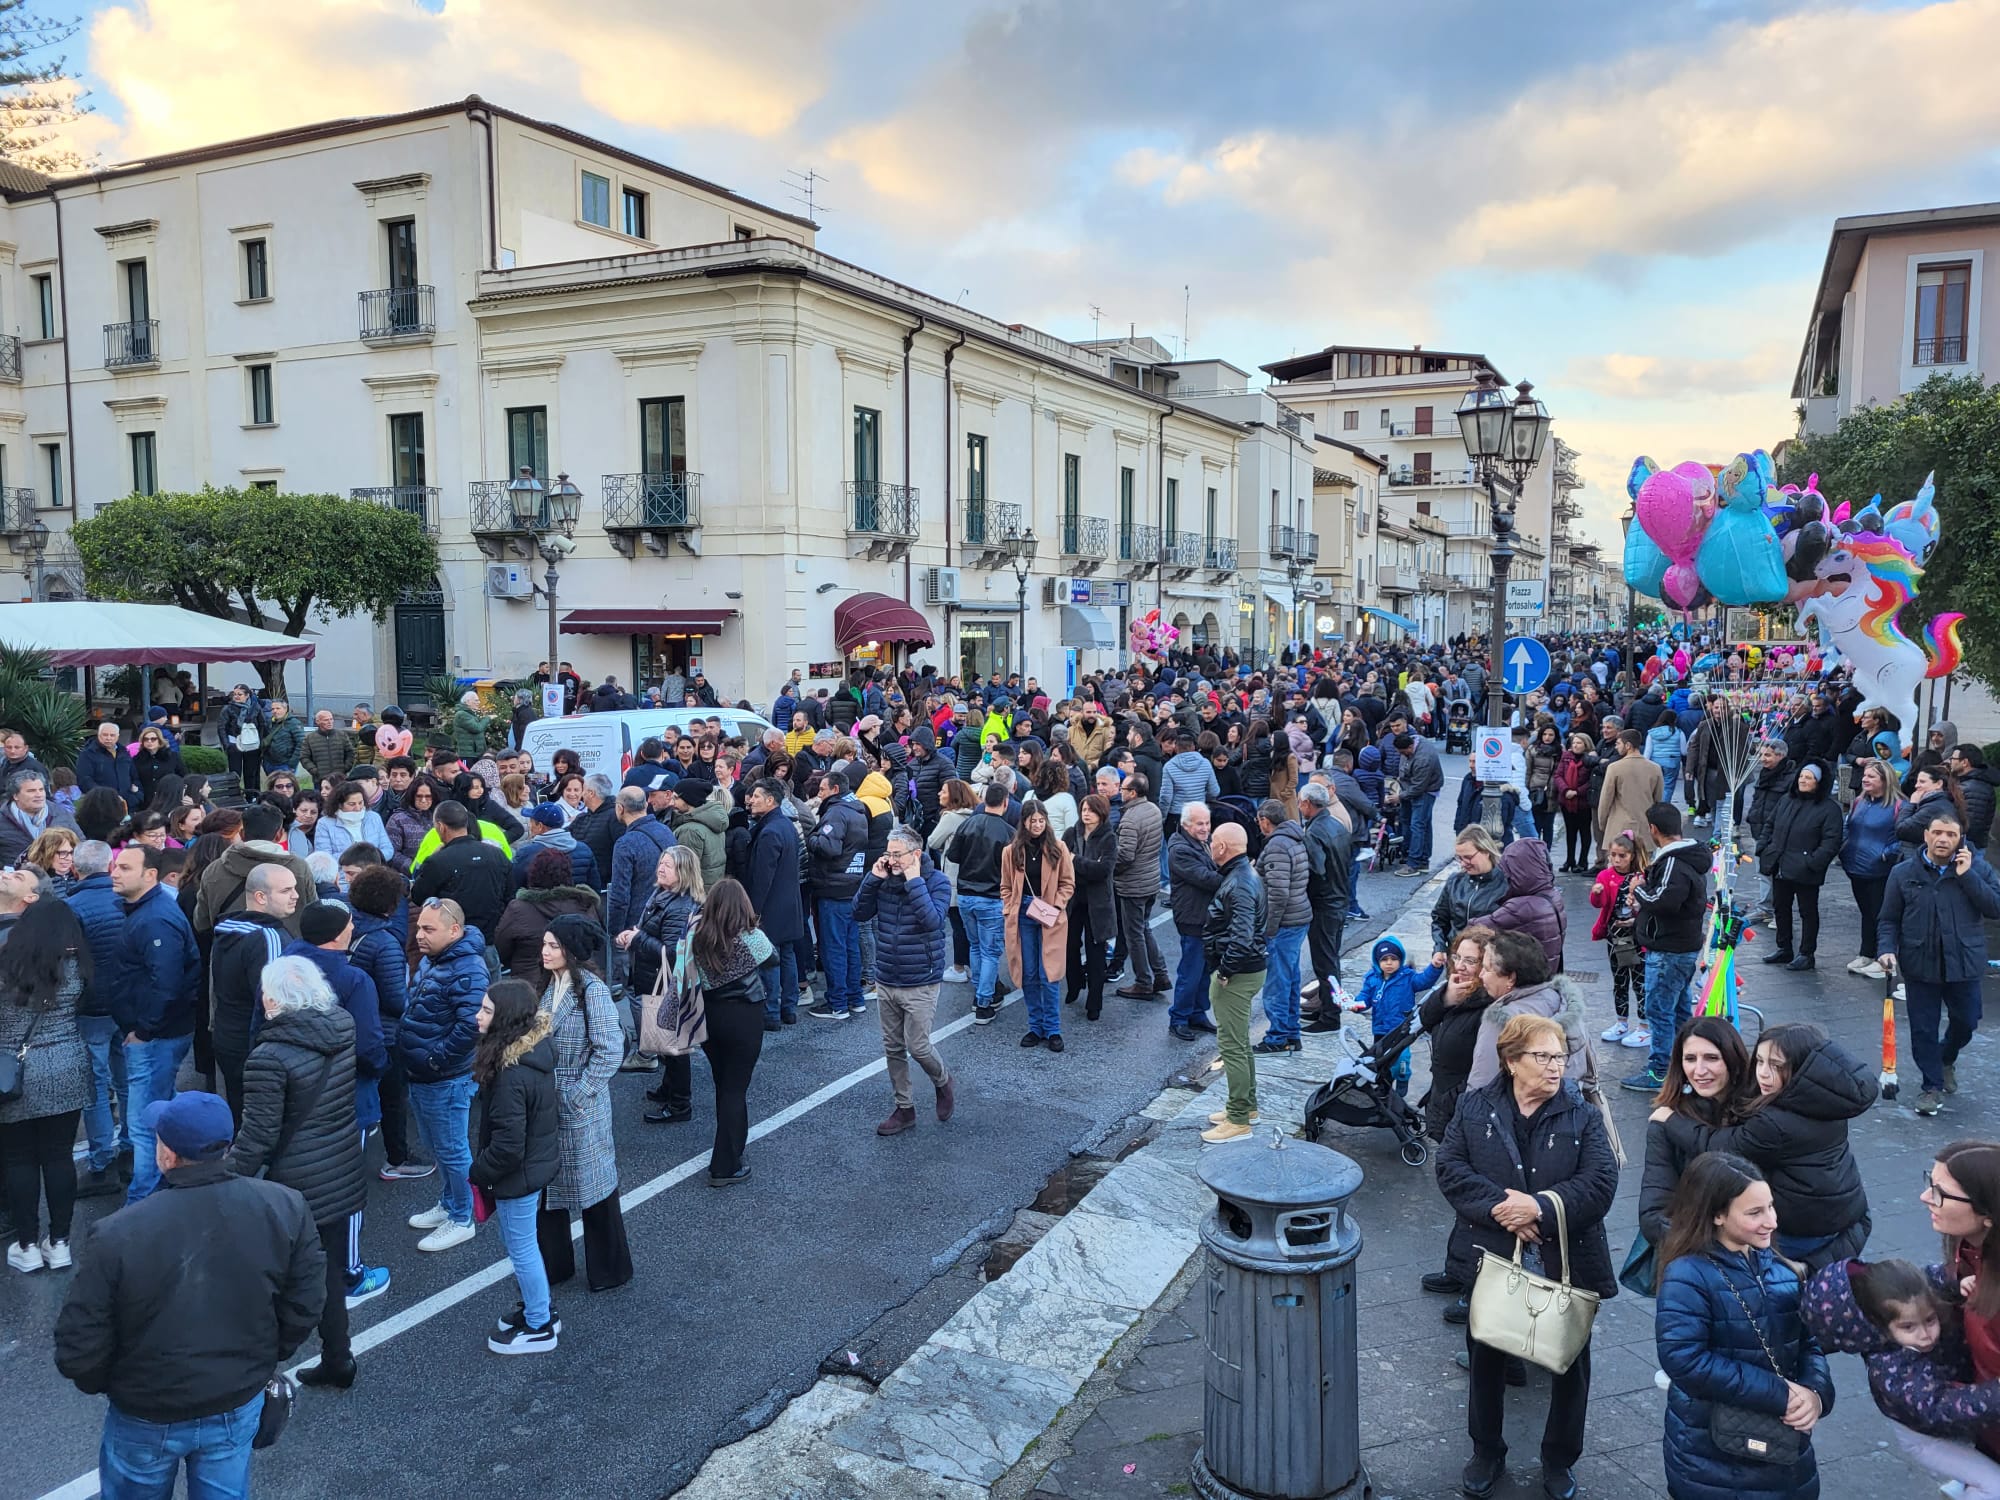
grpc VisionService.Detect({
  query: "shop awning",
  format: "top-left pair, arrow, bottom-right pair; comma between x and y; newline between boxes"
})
1059,604 -> 1116,649
1362,606 -> 1421,633
0,601 -> 317,666
559,609 -> 736,636
833,592 -> 934,653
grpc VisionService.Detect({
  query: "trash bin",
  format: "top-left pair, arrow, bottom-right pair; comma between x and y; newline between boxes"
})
1191,1131 -> 1370,1500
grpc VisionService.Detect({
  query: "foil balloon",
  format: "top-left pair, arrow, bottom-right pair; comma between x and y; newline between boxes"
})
1126,606 -> 1177,663
1671,646 -> 1691,674
1662,560 -> 1704,610
1635,459 -> 1718,557
1622,457 -> 1671,598
1784,520 -> 1834,581
1696,451 -> 1788,605
1881,472 -> 1940,565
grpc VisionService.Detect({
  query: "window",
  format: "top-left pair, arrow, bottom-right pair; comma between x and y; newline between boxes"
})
580,171 -> 611,228
389,412 -> 426,488
247,364 -> 274,426
640,397 -> 686,475
123,260 -> 149,323
734,225 -> 755,241
251,479 -> 277,493
1914,261 -> 1971,364
130,432 -> 157,496
1342,409 -> 1358,431
506,406 -> 549,481
41,443 -> 61,508
1413,451 -> 1432,481
853,407 -> 880,485
32,274 -> 53,339
382,219 -> 421,334
1205,486 -> 1217,546
1413,405 -> 1433,435
965,434 -> 987,502
1165,476 -> 1179,535
621,186 -> 648,240
242,238 -> 269,300
1119,466 -> 1134,534
1378,408 -> 1390,430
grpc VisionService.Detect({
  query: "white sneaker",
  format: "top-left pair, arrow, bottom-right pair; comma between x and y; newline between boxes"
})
1861,960 -> 1887,980
40,1238 -> 71,1270
417,1219 -> 476,1253
1600,1020 -> 1630,1043
407,1204 -> 451,1231
1621,1027 -> 1652,1050
1846,956 -> 1871,975
1894,982 -> 1907,1001
7,1241 -> 44,1273
943,966 -> 969,985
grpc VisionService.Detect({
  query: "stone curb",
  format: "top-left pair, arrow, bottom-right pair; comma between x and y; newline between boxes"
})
667,863 -> 1457,1500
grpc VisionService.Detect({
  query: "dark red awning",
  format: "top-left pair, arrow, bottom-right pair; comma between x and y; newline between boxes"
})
559,609 -> 735,636
833,592 -> 934,653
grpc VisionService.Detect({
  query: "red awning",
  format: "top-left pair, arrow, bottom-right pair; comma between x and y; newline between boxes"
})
559,609 -> 736,636
833,592 -> 934,653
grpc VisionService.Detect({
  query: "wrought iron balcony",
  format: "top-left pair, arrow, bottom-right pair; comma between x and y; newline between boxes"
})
359,285 -> 436,344
1205,537 -> 1236,573
848,481 -> 920,559
1268,523 -> 1296,558
960,499 -> 1023,565
351,485 -> 439,535
1060,513 -> 1110,560
0,334 -> 21,383
469,478 -> 548,536
1298,530 -> 1320,563
603,472 -> 702,557
104,319 -> 159,370
1914,335 -> 1966,366
0,486 -> 38,534
1117,522 -> 1160,572
1162,529 -> 1204,577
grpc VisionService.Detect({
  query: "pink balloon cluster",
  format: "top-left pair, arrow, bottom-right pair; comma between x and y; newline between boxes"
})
1127,607 -> 1178,663
1635,461 -> 1718,610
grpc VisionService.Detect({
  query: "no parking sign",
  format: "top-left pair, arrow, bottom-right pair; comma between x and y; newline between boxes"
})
1474,729 -> 1509,782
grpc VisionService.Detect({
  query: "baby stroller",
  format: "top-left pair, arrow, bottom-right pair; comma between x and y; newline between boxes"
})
1445,700 -> 1474,755
1303,1013 -> 1432,1166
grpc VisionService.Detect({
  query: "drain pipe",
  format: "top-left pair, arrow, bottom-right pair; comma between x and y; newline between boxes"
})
902,318 -> 925,609
51,188 -> 77,533
1156,406 -> 1168,619
943,329 -> 965,551
465,96 -> 499,271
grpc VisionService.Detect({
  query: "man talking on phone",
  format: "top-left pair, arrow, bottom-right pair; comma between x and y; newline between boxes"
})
853,826 -> 956,1136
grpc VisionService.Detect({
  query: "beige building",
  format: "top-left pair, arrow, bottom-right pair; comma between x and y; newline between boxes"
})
1309,436 -> 1384,645
1794,201 -> 1999,436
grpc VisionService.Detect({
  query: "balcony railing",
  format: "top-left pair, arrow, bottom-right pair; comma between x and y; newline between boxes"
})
1275,403 -> 1306,436
0,333 -> 21,383
1386,420 -> 1440,438
1914,335 -> 1967,366
961,498 -> 1023,550
0,486 -> 37,533
604,472 -> 701,531
1117,522 -> 1159,566
1163,529 -> 1204,571
1268,523 -> 1296,557
1206,537 -> 1236,572
1060,513 -> 1110,559
104,319 -> 159,369
1387,465 -> 1477,487
1297,530 -> 1320,562
351,485 -> 439,535
847,480 -> 920,539
359,285 -> 437,343
469,478 -> 548,534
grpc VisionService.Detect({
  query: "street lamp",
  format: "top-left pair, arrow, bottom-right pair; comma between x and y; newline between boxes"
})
1008,527 -> 1038,681
1456,370 -> 1552,828
510,465 -> 583,680
19,518 -> 48,599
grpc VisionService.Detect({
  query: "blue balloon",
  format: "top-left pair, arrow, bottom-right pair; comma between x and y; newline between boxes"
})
1623,522 -> 1670,599
1696,453 -> 1789,605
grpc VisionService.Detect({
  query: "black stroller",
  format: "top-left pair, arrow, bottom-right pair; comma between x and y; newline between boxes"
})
1302,1013 -> 1432,1166
1445,700 -> 1474,755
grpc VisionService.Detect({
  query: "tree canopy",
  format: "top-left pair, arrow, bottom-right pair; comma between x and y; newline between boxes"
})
0,2 -> 94,176
72,488 -> 440,693
1777,373 -> 2000,691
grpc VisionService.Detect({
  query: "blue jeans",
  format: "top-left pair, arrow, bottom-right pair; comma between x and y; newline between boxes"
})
100,1390 -> 261,1500
1402,790 -> 1438,870
1509,795 -> 1538,843
1260,925 -> 1307,1043
1905,978 -> 1983,1094
1644,950 -> 1699,1079
407,1074 -> 476,1225
1018,916 -> 1060,1037
123,1033 -> 192,1205
817,897 -> 861,1013
762,941 -> 801,1022
959,894 -> 1005,1004
494,1192 -> 551,1329
858,916 -> 878,990
1346,848 -> 1366,916
1170,933 -> 1211,1026
79,1013 -> 129,1172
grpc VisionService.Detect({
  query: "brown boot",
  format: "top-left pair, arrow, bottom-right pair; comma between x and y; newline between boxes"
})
936,1078 -> 956,1123
877,1105 -> 918,1136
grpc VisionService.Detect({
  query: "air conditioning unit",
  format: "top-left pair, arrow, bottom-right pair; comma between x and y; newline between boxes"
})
484,563 -> 534,601
925,566 -> 961,605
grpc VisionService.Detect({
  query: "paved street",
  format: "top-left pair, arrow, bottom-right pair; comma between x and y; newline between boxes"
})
5,771 -> 1464,1500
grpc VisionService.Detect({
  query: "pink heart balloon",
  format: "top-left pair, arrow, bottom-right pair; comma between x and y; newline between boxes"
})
1637,465 -> 1716,562
1662,561 -> 1703,609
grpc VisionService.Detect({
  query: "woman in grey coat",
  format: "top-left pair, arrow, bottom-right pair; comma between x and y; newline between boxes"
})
0,897 -> 92,1273
536,913 -> 632,1292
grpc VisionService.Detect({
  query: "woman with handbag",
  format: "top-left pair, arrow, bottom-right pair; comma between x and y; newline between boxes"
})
0,897 -> 92,1274
1655,1151 -> 1835,1500
618,846 -> 704,1126
470,979 -> 561,1353
1062,793 -> 1116,1020
1001,799 -> 1075,1053
536,915 -> 632,1294
685,879 -> 778,1187
1436,1012 -> 1619,1500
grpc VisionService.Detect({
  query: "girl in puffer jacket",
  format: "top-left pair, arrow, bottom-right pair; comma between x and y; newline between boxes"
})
1805,1257 -> 2000,1497
1589,834 -> 1647,1046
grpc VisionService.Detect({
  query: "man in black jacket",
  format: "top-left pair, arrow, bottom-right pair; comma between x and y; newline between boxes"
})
1164,803 -> 1221,1041
567,774 -> 622,894
1948,743 -> 2000,851
806,769 -> 870,1020
210,862 -> 299,1122
411,801 -> 513,938
1202,823 -> 1267,1143
56,1091 -> 324,1494
1880,807 -> 2000,1113
1623,802 -> 1709,1093
1299,783 -> 1354,1031
947,783 -> 1016,1024
1740,737 -> 1793,924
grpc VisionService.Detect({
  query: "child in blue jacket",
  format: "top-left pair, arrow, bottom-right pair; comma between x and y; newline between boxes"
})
1352,936 -> 1441,1097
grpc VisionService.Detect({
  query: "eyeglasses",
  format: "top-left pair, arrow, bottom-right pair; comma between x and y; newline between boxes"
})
1923,1170 -> 1974,1207
1521,1051 -> 1567,1068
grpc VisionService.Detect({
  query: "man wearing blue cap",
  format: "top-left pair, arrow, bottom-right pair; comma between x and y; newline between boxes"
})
509,802 -> 598,888
55,1091 -> 324,1497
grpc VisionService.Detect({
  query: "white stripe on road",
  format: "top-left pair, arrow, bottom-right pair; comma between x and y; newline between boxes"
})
36,996 -> 1017,1500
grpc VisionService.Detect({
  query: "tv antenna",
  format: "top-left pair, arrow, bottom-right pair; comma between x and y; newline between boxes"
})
783,168 -> 831,222
1089,303 -> 1103,342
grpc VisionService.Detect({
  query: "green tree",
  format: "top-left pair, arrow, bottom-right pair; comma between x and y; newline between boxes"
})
0,2 -> 94,176
72,488 -> 440,697
1776,373 -> 2000,691
0,641 -> 85,767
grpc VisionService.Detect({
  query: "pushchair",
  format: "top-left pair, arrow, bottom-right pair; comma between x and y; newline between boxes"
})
1303,1012 -> 1432,1166
1445,700 -> 1474,755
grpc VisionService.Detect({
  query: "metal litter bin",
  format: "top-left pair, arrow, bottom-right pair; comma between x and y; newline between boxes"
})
1191,1132 -> 1369,1500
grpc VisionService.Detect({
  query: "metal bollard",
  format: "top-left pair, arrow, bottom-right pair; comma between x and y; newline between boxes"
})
1191,1129 -> 1370,1500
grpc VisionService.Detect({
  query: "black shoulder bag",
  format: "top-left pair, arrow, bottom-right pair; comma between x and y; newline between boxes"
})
0,1007 -> 42,1103
1708,1268 -> 1806,1466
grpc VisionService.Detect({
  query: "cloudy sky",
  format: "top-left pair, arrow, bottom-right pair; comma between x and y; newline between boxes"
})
53,0 -> 2000,549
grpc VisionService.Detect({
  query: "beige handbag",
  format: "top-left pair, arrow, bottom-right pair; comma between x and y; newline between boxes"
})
1467,1190 -> 1600,1374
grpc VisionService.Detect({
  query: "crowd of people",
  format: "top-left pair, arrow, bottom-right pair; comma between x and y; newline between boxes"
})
3,625 -> 1998,1499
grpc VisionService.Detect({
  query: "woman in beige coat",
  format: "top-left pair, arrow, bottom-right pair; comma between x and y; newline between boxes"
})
1596,728 -> 1666,854
1001,800 -> 1077,1051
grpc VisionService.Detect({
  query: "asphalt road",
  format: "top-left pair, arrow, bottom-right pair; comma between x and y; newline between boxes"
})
4,762 -> 1471,1500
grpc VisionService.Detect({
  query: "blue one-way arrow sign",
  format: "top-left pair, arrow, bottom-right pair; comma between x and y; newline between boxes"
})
1503,636 -> 1551,695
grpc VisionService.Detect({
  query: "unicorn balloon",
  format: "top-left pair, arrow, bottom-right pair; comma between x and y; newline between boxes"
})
1880,472 -> 1941,566
1796,532 -> 1964,751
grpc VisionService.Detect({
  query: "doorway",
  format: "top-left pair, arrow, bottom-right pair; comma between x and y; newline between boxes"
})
958,620 -> 1012,684
394,582 -> 447,705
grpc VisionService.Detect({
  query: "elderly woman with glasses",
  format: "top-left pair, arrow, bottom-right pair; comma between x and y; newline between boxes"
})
1436,1009 -> 1620,1500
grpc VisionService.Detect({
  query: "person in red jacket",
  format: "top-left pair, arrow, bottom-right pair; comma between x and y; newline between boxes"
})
1589,834 -> 1647,1047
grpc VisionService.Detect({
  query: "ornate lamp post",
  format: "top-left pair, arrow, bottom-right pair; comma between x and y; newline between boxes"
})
509,466 -> 583,676
1008,527 -> 1038,680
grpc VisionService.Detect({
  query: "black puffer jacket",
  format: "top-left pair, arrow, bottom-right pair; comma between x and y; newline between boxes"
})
1638,1092 -> 1735,1252
1659,1033 -> 1875,1256
1760,778 -> 1843,886
626,885 -> 697,998
227,1003 -> 365,1224
1962,764 -> 2000,849
1744,755 -> 1797,853
1202,854 -> 1266,977
1417,979 -> 1496,1146
1128,727 -> 1165,807
471,1016 -> 560,1201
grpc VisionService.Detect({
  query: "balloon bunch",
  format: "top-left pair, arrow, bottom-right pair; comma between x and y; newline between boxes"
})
1127,607 -> 1178,663
1626,450 -> 1791,609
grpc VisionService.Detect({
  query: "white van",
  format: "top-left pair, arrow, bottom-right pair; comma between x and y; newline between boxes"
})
518,707 -> 776,780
